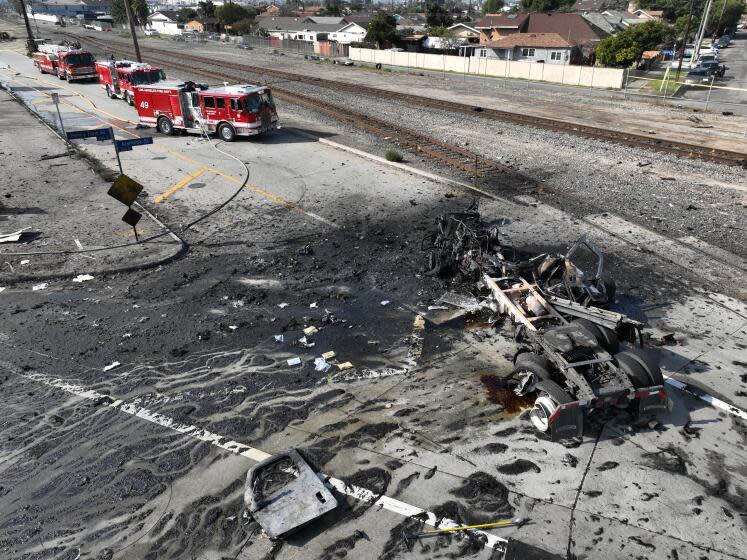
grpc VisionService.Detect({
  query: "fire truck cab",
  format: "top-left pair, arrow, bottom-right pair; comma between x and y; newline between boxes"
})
96,60 -> 166,106
56,50 -> 97,82
134,82 -> 279,141
32,51 -> 60,74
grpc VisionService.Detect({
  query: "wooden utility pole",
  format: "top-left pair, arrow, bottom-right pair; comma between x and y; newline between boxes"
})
122,0 -> 142,62
675,0 -> 695,84
18,0 -> 37,54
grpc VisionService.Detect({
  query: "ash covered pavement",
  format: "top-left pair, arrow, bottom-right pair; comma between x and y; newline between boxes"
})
0,35 -> 746,560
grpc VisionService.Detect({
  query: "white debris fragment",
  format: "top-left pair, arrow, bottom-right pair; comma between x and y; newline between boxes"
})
20,259 -> 30,265
229,325 -> 238,331
287,357 -> 302,366
103,361 -> 121,372
310,302 -> 318,308
0,287 -> 5,293
32,283 -> 48,291
303,326 -> 318,336
381,300 -> 390,306
274,334 -> 284,342
278,302 -> 289,309
322,350 -> 336,360
314,357 -> 331,372
299,336 -> 315,348
72,274 -> 94,283
122,333 -> 132,338
427,305 -> 448,311
337,361 -> 353,370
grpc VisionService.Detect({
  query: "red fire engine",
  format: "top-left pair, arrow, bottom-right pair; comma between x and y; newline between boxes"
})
35,44 -> 97,82
96,60 -> 166,106
32,44 -> 68,75
133,82 -> 279,141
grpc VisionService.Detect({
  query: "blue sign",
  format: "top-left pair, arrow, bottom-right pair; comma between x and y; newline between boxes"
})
115,137 -> 154,152
66,128 -> 113,142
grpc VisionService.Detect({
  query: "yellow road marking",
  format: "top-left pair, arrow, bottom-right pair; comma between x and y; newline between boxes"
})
155,167 -> 208,203
165,149 -> 338,228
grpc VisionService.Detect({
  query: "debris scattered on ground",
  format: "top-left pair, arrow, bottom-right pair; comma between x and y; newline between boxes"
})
103,361 -> 121,372
299,336 -> 315,348
310,302 -> 318,308
381,300 -> 390,306
0,227 -> 30,243
427,305 -> 448,310
322,350 -> 336,360
72,274 -> 94,283
274,334 -> 284,343
439,291 -> 482,311
314,357 -> 331,372
287,357 -> 302,366
32,283 -> 48,291
229,325 -> 238,330
20,259 -> 30,265
303,326 -> 319,336
244,448 -> 337,539
0,287 -> 5,293
337,361 -> 353,370
278,302 -> 289,309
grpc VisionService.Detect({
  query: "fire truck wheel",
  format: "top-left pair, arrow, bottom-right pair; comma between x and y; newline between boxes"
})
157,116 -> 174,136
218,123 -> 236,142
125,92 -> 134,106
572,319 -> 619,354
105,84 -> 113,98
59,71 -> 66,80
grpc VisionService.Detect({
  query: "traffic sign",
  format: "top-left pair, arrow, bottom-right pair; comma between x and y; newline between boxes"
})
122,208 -> 142,227
108,174 -> 144,206
115,137 -> 154,152
66,128 -> 113,142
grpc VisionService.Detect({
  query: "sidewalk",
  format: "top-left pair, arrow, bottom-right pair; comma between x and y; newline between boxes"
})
0,86 -> 184,285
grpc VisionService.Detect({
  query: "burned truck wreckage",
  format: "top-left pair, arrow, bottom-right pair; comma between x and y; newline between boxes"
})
424,207 -> 669,441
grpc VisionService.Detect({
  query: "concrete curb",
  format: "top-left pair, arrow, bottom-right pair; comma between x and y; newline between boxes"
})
0,82 -> 188,286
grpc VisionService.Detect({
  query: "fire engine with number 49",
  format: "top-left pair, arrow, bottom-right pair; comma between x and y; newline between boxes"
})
96,60 -> 166,106
133,81 -> 279,141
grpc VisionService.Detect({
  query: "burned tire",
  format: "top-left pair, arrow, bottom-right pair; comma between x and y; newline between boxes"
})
530,379 -> 572,433
616,348 -> 663,386
615,350 -> 654,388
218,123 -> 236,142
157,116 -> 174,136
513,352 -> 552,380
572,319 -> 619,354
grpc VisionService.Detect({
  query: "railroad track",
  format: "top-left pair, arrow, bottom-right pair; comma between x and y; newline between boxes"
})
70,32 -> 746,168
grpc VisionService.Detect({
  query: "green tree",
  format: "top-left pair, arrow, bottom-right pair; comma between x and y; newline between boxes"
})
674,13 -> 699,41
519,0 -> 574,12
176,7 -> 198,23
481,0 -> 504,13
198,0 -> 216,18
365,12 -> 397,48
111,0 -> 149,26
232,17 -> 256,34
216,3 -> 251,27
426,3 -> 453,26
596,20 -> 675,67
320,0 -> 343,15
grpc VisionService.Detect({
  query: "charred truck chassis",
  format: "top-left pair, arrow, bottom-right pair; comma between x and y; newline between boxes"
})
426,210 -> 668,441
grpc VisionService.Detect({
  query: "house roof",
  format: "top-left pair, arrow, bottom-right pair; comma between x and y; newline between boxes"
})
473,13 -> 528,29
483,32 -> 573,48
256,16 -> 351,32
526,13 -> 607,45
580,11 -> 619,34
148,10 -> 179,22
633,8 -> 663,17
448,22 -> 479,33
305,16 -> 346,24
337,22 -> 368,32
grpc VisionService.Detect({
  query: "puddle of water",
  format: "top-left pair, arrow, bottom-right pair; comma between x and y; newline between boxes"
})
480,374 -> 534,413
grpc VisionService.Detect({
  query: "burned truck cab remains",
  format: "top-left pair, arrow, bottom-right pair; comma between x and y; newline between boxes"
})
425,207 -> 668,442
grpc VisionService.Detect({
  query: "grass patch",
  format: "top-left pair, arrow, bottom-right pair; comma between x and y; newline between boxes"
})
644,78 -> 680,96
384,149 -> 404,163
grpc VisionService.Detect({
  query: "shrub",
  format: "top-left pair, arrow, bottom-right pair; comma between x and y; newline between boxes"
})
384,149 -> 404,163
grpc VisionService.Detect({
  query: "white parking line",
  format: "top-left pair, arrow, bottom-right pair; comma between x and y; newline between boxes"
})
21,371 -> 508,552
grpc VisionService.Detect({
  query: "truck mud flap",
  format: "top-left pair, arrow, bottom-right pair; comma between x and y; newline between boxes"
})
549,402 -> 584,441
635,386 -> 668,417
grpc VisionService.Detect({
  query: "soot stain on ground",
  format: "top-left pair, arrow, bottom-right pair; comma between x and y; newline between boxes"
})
497,459 -> 542,475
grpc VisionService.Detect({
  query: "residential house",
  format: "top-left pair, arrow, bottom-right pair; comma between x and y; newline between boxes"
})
526,13 -> 608,50
631,8 -> 663,20
473,14 -> 529,43
479,32 -> 576,63
393,13 -> 427,32
256,16 -> 367,44
261,4 -> 280,16
600,10 -> 648,28
184,17 -> 219,33
571,0 -> 627,12
330,21 -> 368,43
147,10 -> 183,34
447,22 -> 480,41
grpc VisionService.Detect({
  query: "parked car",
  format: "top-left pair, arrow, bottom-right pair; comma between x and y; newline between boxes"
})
697,52 -> 719,64
699,60 -> 727,78
144,28 -> 159,37
718,35 -> 730,47
685,67 -> 714,85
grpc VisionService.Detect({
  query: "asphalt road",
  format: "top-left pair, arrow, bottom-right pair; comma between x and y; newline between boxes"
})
0,33 -> 746,560
682,30 -> 747,108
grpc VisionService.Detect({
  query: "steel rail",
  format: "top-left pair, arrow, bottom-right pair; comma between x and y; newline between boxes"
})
69,32 -> 746,167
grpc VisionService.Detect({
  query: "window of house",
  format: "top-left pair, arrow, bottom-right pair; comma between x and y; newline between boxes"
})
203,96 -> 215,108
521,48 -> 535,57
550,51 -> 562,61
479,48 -> 487,58
216,97 -> 225,109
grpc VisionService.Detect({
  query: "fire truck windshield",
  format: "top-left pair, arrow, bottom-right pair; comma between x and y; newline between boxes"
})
243,92 -> 275,113
129,70 -> 164,85
64,53 -> 94,65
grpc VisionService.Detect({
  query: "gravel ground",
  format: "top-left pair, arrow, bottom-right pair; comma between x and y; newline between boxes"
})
64,33 -> 747,259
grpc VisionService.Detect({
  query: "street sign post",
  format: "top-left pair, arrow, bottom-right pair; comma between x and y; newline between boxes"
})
50,92 -> 65,137
66,127 -> 113,141
114,137 -> 154,152
108,174 -> 144,206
